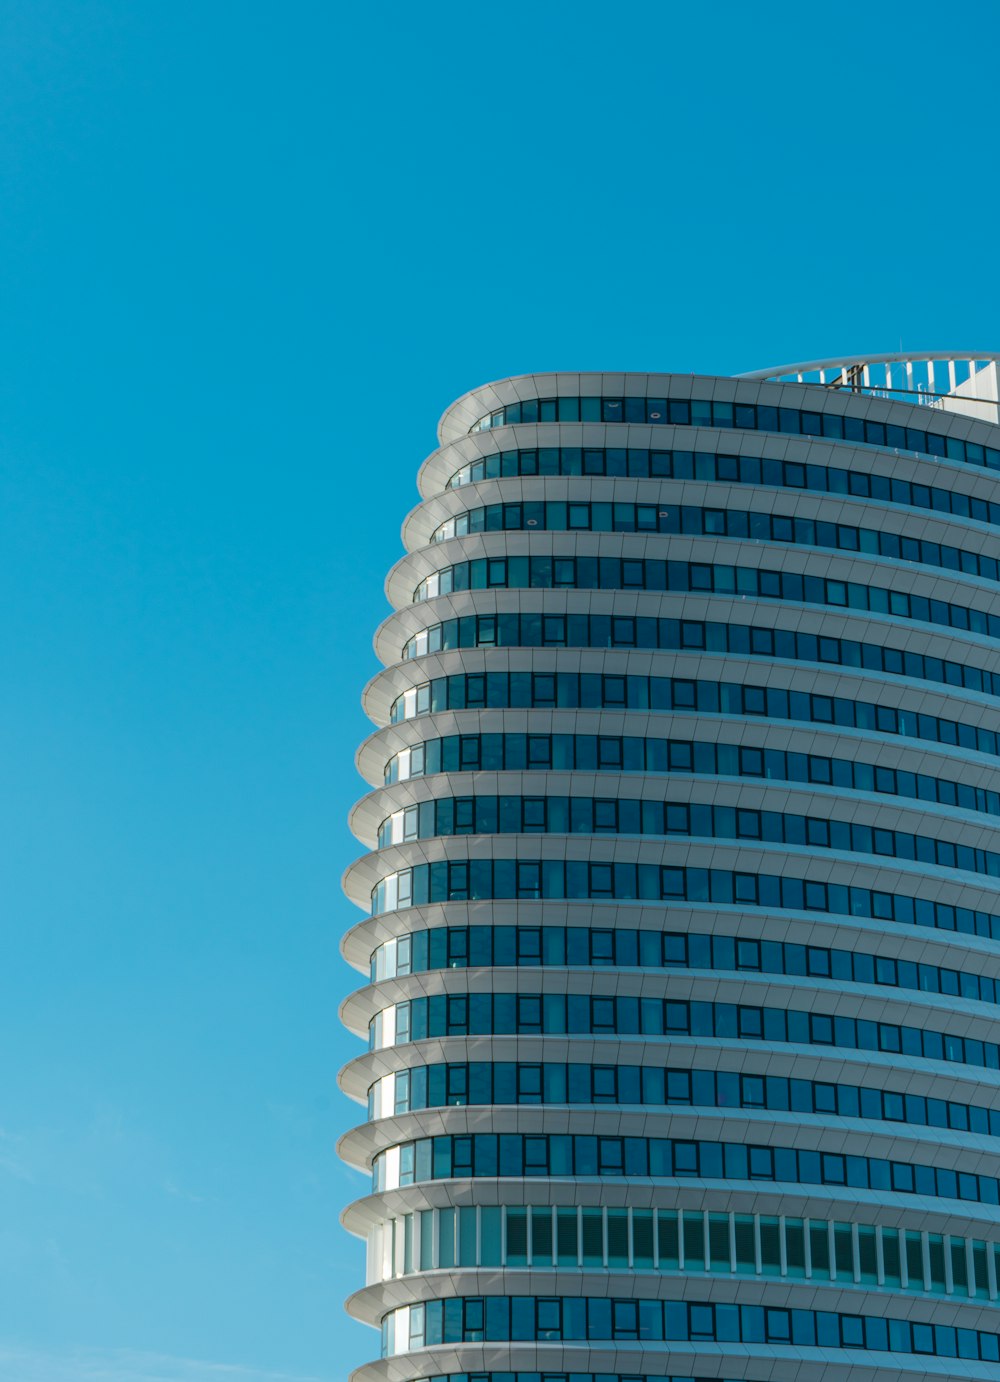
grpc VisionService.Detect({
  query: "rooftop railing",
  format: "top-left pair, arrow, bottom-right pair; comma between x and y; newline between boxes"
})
737,352 -> 1000,415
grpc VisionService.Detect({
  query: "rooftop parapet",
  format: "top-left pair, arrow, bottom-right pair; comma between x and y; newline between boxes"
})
738,352 -> 1000,424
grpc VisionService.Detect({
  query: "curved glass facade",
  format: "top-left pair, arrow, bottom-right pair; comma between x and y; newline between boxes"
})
428,501 -> 1000,584
370,1124 -> 1000,1192
366,1058 -> 1000,1138
465,392 -> 1000,473
368,993 -> 1000,1072
400,613 -> 1000,700
373,795 -> 1000,883
411,558 -> 999,643
408,1376 -> 731,1382
370,1203 -> 999,1304
369,923 -> 1000,1006
445,445 -> 1000,527
369,859 -> 1000,943
341,368 -> 1000,1381
381,1296 -> 1000,1362
382,733 -> 1000,819
407,1376 -> 731,1382
388,671 -> 1000,760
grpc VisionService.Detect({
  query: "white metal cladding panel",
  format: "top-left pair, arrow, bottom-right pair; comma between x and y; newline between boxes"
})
341,372 -> 1000,1382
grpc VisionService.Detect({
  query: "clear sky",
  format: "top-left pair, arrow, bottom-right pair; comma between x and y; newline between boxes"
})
1,3 -> 998,1380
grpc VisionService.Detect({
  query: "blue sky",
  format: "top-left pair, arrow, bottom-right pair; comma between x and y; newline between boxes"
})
1,3 -> 998,1379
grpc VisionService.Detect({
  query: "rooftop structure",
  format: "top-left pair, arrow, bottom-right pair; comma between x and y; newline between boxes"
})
739,351 -> 1000,424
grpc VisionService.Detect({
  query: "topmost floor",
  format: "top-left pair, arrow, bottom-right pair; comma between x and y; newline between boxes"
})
430,356 -> 1000,484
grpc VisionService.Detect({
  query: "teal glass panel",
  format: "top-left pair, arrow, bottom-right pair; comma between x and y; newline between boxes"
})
657,1210 -> 679,1269
505,1208 -> 527,1267
882,1229 -> 902,1287
530,1207 -> 552,1266
632,1211 -> 653,1268
419,1209 -> 434,1270
905,1232 -> 923,1289
972,1241 -> 989,1299
438,1207 -> 456,1269
607,1210 -> 628,1267
480,1206 -> 502,1267
734,1215 -> 755,1272
708,1214 -> 731,1271
759,1217 -> 781,1276
582,1208 -> 604,1266
810,1222 -> 830,1278
785,1219 -> 805,1277
928,1235 -> 946,1292
556,1207 -> 578,1264
833,1223 -> 854,1279
458,1207 -> 477,1267
682,1211 -> 705,1270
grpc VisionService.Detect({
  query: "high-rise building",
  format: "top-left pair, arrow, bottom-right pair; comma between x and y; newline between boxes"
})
340,355 -> 1000,1382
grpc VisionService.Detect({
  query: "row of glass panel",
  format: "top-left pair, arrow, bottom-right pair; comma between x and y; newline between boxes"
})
371,1121 -> 1000,1194
369,924 -> 1000,1012
370,860 -> 1000,947
369,992 -> 996,1074
445,448 -> 1000,532
401,612 -> 1000,704
412,558 -> 999,648
428,501 -> 1000,586
382,1294 -> 1000,1361
383,732 -> 1000,824
388,672 -> 1000,769
407,1374 -> 726,1382
374,795 -> 1000,884
465,394 -> 1000,475
371,1205 -> 998,1303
